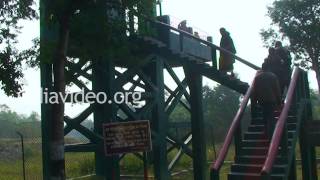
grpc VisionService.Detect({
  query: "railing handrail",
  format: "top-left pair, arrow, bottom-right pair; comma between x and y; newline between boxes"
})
261,67 -> 301,174
131,12 -> 260,70
210,75 -> 256,171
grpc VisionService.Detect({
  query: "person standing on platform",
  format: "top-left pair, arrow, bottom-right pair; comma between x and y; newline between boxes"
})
219,27 -> 237,77
252,65 -> 282,140
263,48 -> 285,94
178,20 -> 189,32
275,41 -> 292,92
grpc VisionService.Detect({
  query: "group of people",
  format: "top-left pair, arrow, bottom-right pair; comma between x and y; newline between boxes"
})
177,23 -> 292,139
216,26 -> 292,140
177,20 -> 201,38
253,41 -> 292,139
262,42 -> 292,95
218,28 -> 292,139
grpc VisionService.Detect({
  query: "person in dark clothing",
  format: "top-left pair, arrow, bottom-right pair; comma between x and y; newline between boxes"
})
178,20 -> 193,34
219,27 -> 236,77
275,41 -> 292,91
275,41 -> 291,69
252,66 -> 282,140
263,47 -> 287,96
178,20 -> 188,32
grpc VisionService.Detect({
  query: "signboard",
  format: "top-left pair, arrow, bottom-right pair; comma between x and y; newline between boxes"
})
103,120 -> 152,155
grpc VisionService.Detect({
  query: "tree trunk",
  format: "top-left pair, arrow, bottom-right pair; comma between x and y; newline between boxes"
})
50,14 -> 70,180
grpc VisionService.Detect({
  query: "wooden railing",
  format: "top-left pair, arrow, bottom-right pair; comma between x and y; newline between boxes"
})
210,75 -> 256,179
261,67 -> 302,177
129,12 -> 260,70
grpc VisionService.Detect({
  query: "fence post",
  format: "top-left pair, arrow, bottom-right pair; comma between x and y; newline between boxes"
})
16,131 -> 26,180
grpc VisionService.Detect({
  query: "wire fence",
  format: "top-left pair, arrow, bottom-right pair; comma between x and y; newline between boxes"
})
1,130 -> 320,180
0,129 -> 96,180
0,136 -> 42,180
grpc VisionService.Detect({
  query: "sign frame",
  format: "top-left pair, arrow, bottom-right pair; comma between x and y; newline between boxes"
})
103,120 -> 152,156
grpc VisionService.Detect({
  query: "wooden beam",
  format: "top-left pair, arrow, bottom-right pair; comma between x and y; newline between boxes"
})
184,64 -> 207,180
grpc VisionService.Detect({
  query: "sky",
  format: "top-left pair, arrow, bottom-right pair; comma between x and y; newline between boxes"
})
0,0 -> 317,115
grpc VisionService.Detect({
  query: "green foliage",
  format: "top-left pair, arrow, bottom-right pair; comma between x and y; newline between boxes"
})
310,89 -> 320,120
34,0 -> 157,71
169,103 -> 190,123
0,0 -> 156,96
261,0 -> 320,70
18,38 -> 39,68
66,0 -> 157,65
169,84 -> 250,143
203,85 -> 242,142
120,154 -> 144,173
0,104 -> 41,138
65,153 -> 95,177
0,0 -> 37,96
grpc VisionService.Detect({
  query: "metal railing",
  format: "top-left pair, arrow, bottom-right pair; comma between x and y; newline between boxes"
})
261,67 -> 304,178
210,74 -> 256,179
167,15 -> 210,41
128,10 -> 260,70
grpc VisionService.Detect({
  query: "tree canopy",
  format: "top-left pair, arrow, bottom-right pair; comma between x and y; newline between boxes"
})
0,0 -> 156,97
169,84 -> 250,143
0,0 -> 37,97
261,0 -> 320,91
0,104 -> 41,138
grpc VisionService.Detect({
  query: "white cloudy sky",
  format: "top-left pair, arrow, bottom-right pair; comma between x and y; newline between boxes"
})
0,0 -> 317,115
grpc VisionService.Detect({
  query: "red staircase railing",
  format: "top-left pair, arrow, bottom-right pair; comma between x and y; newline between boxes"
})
210,75 -> 256,179
261,67 -> 301,177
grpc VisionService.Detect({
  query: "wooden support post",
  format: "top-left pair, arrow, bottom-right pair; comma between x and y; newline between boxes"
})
40,62 -> 53,180
299,129 -> 317,180
184,64 -> 207,180
207,36 -> 217,70
156,15 -> 170,45
300,72 -> 317,180
92,60 -> 120,180
40,0 -> 54,178
288,154 -> 297,180
145,58 -> 169,179
143,152 -> 149,180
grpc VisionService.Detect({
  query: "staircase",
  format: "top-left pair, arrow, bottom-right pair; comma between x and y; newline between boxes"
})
133,26 -> 311,180
210,67 -> 309,180
126,17 -> 310,180
228,109 -> 297,180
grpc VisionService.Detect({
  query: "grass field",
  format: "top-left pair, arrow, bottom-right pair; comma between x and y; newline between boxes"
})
0,139 -> 320,180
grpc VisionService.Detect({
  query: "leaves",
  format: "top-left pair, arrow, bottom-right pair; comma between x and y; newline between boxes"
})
0,104 -> 41,138
0,46 -> 23,97
261,0 -> 320,91
262,0 -> 320,66
0,0 -> 38,96
0,0 -> 156,96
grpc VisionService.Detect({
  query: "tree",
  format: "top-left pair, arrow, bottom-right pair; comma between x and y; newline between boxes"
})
261,0 -> 320,92
0,105 -> 41,138
169,84 -> 245,143
0,0 -> 37,97
41,1 -> 157,179
310,90 -> 320,120
203,85 -> 243,142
